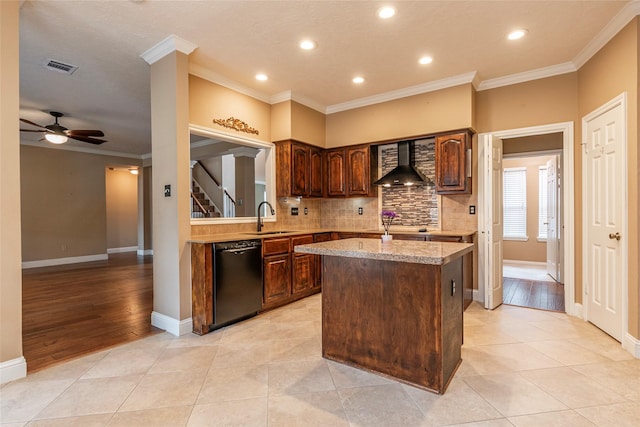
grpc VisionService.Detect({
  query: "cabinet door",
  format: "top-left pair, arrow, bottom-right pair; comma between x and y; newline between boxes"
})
292,253 -> 315,295
326,149 -> 346,196
435,132 -> 469,194
347,146 -> 370,196
309,146 -> 323,197
291,143 -> 310,196
263,254 -> 291,304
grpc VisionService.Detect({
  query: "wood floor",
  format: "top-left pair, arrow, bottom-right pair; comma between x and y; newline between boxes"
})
503,276 -> 565,312
22,253 -> 161,373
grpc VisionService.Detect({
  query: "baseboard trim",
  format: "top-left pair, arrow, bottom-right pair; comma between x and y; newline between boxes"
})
503,259 -> 547,268
137,249 -> 153,256
623,333 -> 640,358
573,303 -> 584,318
151,311 -> 193,336
472,289 -> 482,302
0,356 -> 27,385
22,254 -> 108,269
107,246 -> 138,254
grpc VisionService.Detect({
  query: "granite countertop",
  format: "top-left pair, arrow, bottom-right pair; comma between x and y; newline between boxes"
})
294,238 -> 473,265
189,228 -> 477,244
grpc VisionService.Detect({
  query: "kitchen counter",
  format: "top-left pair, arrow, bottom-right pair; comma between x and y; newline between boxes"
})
188,228 -> 476,244
295,238 -> 473,265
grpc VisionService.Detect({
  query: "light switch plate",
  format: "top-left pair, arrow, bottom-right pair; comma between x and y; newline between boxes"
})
469,205 -> 476,214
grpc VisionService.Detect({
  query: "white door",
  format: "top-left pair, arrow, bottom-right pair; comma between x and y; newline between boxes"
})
481,134 -> 503,309
546,155 -> 561,282
583,95 -> 626,341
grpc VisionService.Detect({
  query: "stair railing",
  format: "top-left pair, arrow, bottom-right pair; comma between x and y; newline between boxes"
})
223,190 -> 236,217
190,191 -> 210,218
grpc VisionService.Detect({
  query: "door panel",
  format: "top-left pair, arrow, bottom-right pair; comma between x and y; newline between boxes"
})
584,99 -> 624,341
546,155 -> 561,282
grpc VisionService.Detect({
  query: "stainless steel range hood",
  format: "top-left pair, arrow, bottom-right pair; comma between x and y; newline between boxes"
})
373,141 -> 431,187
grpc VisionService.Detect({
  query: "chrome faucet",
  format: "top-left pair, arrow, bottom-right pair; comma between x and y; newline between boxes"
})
257,201 -> 275,232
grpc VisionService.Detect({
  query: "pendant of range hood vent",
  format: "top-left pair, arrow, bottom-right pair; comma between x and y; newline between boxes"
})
374,141 -> 433,186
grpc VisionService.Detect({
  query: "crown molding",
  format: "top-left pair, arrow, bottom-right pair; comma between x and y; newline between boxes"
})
477,62 -> 577,91
573,0 -> 640,69
325,72 -> 477,114
189,63 -> 272,103
20,140 -> 144,160
140,34 -> 198,65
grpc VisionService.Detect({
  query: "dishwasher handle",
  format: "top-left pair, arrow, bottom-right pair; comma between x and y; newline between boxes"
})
219,246 -> 260,255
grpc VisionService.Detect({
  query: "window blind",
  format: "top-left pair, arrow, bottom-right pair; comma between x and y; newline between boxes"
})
503,167 -> 527,239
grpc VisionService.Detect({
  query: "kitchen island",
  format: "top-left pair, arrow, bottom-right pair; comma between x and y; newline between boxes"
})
295,238 -> 473,394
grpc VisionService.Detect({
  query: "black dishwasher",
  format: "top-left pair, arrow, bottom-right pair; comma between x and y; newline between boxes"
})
212,239 -> 263,330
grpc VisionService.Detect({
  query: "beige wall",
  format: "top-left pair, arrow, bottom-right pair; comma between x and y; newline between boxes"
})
0,0 -> 23,374
578,18 -> 639,339
189,75 -> 271,142
325,84 -> 474,147
20,146 -> 140,262
270,101 -> 291,142
502,156 -> 554,263
291,101 -> 325,147
106,168 -> 138,250
475,73 -> 579,133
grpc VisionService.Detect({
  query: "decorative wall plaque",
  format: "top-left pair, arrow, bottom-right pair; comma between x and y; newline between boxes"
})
212,116 -> 259,135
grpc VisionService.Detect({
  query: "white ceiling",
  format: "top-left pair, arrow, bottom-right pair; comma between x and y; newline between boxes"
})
18,0 -> 635,156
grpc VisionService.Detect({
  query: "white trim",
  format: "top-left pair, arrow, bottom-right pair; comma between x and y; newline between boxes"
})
107,246 -> 138,254
140,34 -> 198,65
22,253 -> 108,269
503,236 -> 528,242
574,303 -> 584,318
0,357 -> 27,385
20,140 -> 144,160
623,333 -> 640,358
477,121 -> 575,316
477,62 -> 577,91
137,249 -> 153,256
581,92 -> 628,343
472,288 -> 482,302
503,259 -> 546,269
573,0 -> 640,69
151,311 -> 193,336
326,72 -> 477,114
270,90 -> 326,114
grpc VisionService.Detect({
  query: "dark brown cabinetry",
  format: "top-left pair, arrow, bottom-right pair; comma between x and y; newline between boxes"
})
435,131 -> 471,194
291,235 -> 315,296
325,145 -> 377,197
428,233 -> 475,310
276,140 -> 323,198
263,238 -> 291,306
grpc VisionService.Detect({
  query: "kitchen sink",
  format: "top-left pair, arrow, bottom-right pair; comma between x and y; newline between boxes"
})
244,230 -> 296,235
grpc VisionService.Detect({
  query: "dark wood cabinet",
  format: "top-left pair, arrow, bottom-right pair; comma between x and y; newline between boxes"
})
346,146 -> 371,196
435,131 -> 471,194
428,233 -> 475,310
276,140 -> 323,198
325,149 -> 346,196
291,235 -> 315,295
313,233 -> 333,288
263,253 -> 291,304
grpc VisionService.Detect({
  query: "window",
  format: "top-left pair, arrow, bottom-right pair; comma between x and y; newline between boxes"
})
538,166 -> 548,240
503,167 -> 527,240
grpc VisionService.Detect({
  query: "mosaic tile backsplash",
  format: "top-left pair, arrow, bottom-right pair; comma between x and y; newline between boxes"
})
380,141 -> 439,228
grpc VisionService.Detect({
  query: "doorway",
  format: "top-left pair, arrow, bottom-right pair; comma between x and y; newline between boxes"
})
478,122 -> 575,315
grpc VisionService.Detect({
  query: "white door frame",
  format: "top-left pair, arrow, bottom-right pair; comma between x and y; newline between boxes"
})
582,92 -> 628,342
478,122 -> 576,315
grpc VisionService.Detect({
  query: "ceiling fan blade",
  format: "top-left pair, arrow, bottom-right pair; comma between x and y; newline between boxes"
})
66,129 -> 105,137
20,129 -> 46,132
68,134 -> 106,145
20,118 -> 48,129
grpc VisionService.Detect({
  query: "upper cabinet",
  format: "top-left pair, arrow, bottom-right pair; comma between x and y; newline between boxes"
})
435,131 -> 472,194
276,140 -> 323,198
325,145 -> 377,197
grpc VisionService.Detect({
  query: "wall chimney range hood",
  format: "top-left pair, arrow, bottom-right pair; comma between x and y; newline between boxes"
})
374,141 -> 431,187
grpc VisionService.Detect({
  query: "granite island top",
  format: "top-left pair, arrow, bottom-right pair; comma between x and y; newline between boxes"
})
189,228 -> 476,244
294,238 -> 473,265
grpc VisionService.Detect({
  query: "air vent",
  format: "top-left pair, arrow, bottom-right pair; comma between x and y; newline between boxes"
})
43,59 -> 78,75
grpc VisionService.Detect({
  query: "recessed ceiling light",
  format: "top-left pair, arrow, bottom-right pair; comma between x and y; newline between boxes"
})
352,76 -> 365,84
418,56 -> 433,65
377,6 -> 396,19
507,29 -> 528,40
299,39 -> 316,50
255,73 -> 268,81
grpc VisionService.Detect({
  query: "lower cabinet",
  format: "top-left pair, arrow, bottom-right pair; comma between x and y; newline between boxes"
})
262,234 -> 319,310
428,234 -> 475,310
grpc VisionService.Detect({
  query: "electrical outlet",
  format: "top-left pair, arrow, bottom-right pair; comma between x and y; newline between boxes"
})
304,207 -> 308,215
469,205 -> 476,215
358,207 -> 363,215
164,184 -> 171,197
291,207 -> 299,216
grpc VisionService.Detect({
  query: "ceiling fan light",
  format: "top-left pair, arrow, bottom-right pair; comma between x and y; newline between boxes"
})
44,133 -> 68,144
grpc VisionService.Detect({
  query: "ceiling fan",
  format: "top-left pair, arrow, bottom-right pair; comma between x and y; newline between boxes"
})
20,111 -> 106,145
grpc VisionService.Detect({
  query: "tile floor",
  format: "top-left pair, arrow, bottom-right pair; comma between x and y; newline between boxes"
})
2,294 -> 638,426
